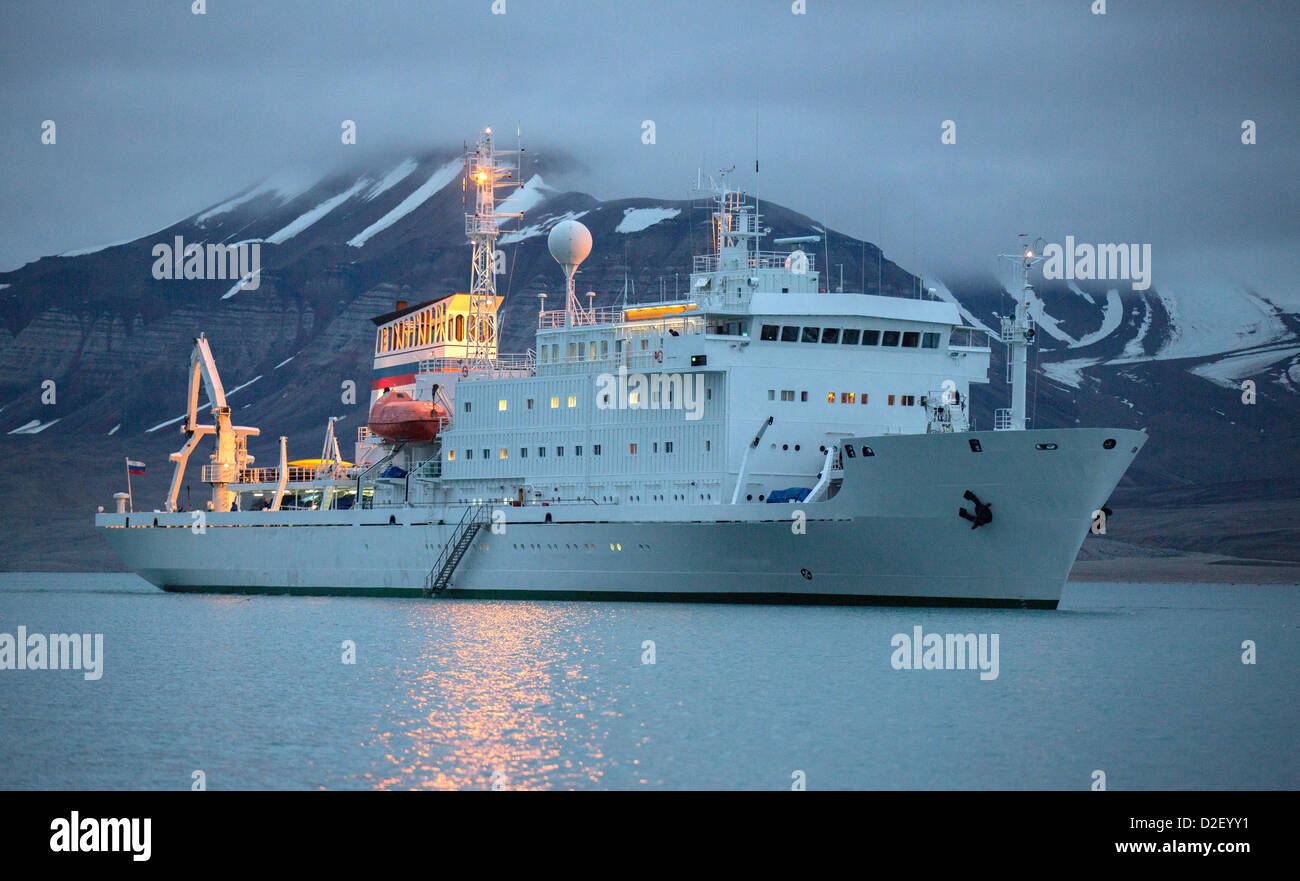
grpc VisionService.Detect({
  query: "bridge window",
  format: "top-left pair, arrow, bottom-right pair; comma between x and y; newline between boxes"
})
780,326 -> 799,342
761,324 -> 779,341
455,315 -> 464,342
862,330 -> 880,345
801,326 -> 820,343
902,331 -> 920,348
841,328 -> 860,345
821,328 -> 840,344
922,332 -> 940,348
882,331 -> 900,346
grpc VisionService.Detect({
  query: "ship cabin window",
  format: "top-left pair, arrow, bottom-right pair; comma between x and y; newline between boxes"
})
652,442 -> 658,453
902,395 -> 916,406
498,399 -> 507,411
861,393 -> 869,404
455,315 -> 465,342
801,326 -> 820,343
845,446 -> 856,458
499,448 -> 507,459
822,328 -> 839,344
826,392 -> 835,403
862,330 -> 881,345
922,332 -> 941,348
540,348 -> 548,363
568,395 -> 577,408
550,397 -> 559,408
882,330 -> 901,346
589,342 -> 597,360
841,392 -> 855,403
800,391 -> 808,401
665,441 -> 673,453
862,445 -> 875,457
641,339 -> 649,350
601,340 -> 609,358
575,445 -> 583,456
520,447 -> 527,458
526,398 -> 534,409
841,328 -> 861,345
902,331 -> 920,348
556,446 -> 564,457
780,326 -> 799,342
466,449 -> 473,459
705,440 -> 711,451
780,390 -> 795,401
760,324 -> 779,341
538,447 -> 546,457
447,450 -> 456,461
483,449 -> 490,460
551,344 -> 559,361
594,444 -> 602,455
629,443 -> 638,454
888,394 -> 896,405
629,392 -> 640,405
464,402 -> 471,412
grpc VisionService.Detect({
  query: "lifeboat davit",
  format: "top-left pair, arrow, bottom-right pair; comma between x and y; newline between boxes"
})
366,390 -> 447,443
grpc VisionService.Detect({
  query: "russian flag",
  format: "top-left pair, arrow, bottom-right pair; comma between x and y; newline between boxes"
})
127,460 -> 146,476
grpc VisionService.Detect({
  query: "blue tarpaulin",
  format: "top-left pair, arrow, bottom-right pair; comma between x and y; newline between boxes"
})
766,487 -> 811,504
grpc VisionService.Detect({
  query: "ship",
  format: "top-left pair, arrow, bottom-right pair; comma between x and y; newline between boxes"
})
96,127 -> 1145,608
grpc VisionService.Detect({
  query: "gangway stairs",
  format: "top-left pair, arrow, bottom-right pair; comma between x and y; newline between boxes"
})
423,504 -> 489,596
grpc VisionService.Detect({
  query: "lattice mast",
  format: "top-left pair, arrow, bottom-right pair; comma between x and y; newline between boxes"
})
463,126 -> 522,367
997,236 -> 1046,431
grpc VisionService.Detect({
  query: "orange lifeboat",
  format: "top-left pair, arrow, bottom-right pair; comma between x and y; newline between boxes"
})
366,390 -> 448,443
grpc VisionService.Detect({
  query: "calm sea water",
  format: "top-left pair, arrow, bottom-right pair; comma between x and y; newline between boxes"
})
0,573 -> 1295,790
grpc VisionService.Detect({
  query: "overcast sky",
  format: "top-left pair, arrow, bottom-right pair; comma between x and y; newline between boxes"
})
2,0 -> 1297,295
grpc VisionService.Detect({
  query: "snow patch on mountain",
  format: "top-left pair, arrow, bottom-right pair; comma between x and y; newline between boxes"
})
615,207 -> 681,234
1188,343 -> 1300,389
929,280 -> 996,335
499,210 -> 590,245
7,418 -> 60,435
1071,287 -> 1124,348
1152,285 -> 1291,362
195,171 -> 320,224
364,158 -> 419,202
145,375 -> 263,432
347,160 -> 461,248
1041,357 -> 1100,389
496,176 -> 555,216
265,179 -> 370,244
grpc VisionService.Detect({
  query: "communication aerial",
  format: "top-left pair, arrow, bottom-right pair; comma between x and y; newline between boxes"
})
547,219 -> 593,326
463,126 -> 523,368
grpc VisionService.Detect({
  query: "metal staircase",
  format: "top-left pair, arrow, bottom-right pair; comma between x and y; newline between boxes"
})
423,504 -> 489,596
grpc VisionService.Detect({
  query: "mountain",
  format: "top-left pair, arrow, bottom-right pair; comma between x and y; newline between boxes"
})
1,148 -> 1297,569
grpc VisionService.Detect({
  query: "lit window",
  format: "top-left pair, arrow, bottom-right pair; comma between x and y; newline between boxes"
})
567,395 -> 577,408
499,448 -> 507,459
498,399 -> 507,411
861,394 -> 869,404
842,392 -> 855,403
827,392 -> 835,403
447,450 -> 456,461
888,394 -> 896,405
629,443 -> 638,454
629,392 -> 640,405
550,397 -> 559,408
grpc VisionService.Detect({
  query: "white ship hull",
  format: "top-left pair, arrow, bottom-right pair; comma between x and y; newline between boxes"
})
98,428 -> 1144,608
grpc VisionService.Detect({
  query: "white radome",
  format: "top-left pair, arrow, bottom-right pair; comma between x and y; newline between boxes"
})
548,219 -> 593,270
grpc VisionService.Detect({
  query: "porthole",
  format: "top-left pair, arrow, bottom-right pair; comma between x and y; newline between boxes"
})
968,439 -> 982,453
746,494 -> 753,501
1103,438 -> 1116,449
1035,443 -> 1058,451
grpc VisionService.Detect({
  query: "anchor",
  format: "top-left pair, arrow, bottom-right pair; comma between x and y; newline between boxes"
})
959,490 -> 993,530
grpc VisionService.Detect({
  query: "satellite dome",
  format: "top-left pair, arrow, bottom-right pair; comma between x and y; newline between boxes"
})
548,219 -> 593,270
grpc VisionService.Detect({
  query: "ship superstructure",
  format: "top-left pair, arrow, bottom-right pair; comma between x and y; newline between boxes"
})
96,132 -> 1145,608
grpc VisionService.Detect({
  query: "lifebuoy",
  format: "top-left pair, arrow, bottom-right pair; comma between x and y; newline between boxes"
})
653,350 -> 663,363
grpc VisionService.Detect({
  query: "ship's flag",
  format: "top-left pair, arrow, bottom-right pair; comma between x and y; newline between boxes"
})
127,460 -> 146,476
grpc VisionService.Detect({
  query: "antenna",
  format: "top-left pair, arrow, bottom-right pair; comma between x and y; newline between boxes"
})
548,219 -> 593,327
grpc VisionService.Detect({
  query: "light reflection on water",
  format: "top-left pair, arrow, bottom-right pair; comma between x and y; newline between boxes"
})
367,603 -> 620,790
